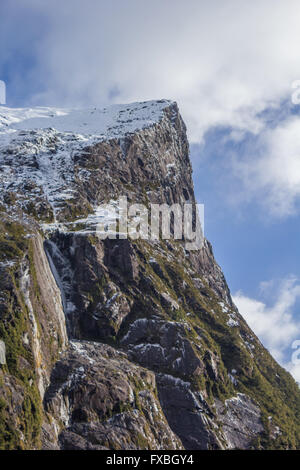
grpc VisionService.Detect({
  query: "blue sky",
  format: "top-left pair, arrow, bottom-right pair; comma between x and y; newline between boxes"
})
1,0 -> 300,380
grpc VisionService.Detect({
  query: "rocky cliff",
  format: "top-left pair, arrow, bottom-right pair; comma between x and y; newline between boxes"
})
0,100 -> 300,450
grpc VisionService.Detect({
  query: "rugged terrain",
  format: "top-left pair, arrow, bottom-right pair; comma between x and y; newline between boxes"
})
0,100 -> 300,450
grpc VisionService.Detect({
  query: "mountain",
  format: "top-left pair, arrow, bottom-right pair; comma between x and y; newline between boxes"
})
0,100 -> 300,450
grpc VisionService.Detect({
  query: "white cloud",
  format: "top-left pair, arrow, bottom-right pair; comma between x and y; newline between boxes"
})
286,361 -> 300,384
231,116 -> 300,217
233,277 -> 300,382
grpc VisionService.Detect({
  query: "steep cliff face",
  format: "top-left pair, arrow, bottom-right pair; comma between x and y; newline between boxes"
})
0,100 -> 300,450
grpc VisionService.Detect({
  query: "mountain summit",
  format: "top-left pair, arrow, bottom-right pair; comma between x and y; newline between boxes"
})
0,100 -> 300,450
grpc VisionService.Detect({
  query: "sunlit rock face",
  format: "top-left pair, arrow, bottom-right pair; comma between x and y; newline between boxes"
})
0,340 -> 5,364
0,100 -> 300,450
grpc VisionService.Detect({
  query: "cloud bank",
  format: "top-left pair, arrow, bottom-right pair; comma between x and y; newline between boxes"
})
0,1 -> 299,134
226,113 -> 300,217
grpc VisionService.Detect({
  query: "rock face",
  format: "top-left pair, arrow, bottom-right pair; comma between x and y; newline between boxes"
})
43,341 -> 182,450
0,340 -> 5,364
1,100 -> 300,450
215,394 -> 264,449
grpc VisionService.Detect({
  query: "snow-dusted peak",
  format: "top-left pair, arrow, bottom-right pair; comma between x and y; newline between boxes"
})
0,99 -> 172,145
0,99 -> 176,223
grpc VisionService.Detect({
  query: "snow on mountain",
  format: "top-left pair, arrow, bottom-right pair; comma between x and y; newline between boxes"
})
0,100 -> 172,222
0,99 -> 172,145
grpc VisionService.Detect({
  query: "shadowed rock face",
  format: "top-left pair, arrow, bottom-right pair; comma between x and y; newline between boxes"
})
1,100 -> 300,450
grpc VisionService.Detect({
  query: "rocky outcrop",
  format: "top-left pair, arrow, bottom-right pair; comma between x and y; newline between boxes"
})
215,394 -> 264,449
1,100 -> 300,450
156,373 -> 222,450
42,341 -> 182,450
0,220 -> 68,448
0,340 -> 5,364
121,319 -> 204,378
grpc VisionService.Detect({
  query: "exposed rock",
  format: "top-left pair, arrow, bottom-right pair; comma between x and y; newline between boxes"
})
20,234 -> 68,397
0,340 -> 5,364
156,373 -> 222,450
121,318 -> 204,378
43,341 -> 183,450
215,394 -> 264,449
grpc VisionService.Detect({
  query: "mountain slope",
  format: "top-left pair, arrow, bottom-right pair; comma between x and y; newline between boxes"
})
0,100 -> 300,450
